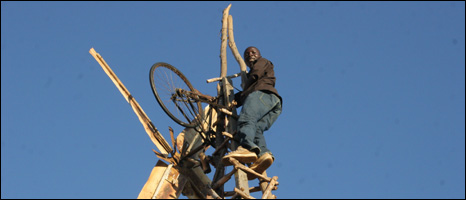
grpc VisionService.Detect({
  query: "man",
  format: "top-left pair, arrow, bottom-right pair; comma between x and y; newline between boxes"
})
222,46 -> 282,179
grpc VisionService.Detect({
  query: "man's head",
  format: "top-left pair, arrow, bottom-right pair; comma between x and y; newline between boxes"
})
244,46 -> 261,67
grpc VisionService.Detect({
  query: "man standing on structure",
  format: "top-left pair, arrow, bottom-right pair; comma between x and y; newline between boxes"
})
222,46 -> 283,178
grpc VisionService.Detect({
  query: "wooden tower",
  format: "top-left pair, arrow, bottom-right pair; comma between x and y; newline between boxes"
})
90,4 -> 278,199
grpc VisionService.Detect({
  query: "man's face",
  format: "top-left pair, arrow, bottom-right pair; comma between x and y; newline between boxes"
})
244,47 -> 261,67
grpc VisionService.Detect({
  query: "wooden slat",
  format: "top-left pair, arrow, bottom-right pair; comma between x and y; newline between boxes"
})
138,160 -> 167,199
137,160 -> 187,199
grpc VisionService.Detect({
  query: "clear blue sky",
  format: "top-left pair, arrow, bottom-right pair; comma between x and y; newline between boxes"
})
2,1 -> 464,199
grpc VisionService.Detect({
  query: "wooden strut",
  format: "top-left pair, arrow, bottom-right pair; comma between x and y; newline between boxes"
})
261,176 -> 278,199
89,48 -> 172,156
210,157 -> 279,197
234,187 -> 256,199
229,158 -> 272,182
209,3 -> 233,198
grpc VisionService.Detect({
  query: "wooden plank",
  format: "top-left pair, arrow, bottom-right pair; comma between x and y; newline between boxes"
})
137,160 -> 187,199
138,160 -> 167,199
152,166 -> 187,199
89,48 -> 171,156
138,161 -> 200,199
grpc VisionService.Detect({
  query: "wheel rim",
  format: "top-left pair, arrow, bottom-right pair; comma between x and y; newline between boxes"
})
150,62 -> 203,128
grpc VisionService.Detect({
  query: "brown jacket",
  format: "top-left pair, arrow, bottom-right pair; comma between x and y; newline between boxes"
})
235,57 -> 282,106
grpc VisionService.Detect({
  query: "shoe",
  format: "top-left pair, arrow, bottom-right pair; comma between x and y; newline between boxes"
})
222,146 -> 258,166
247,152 -> 274,180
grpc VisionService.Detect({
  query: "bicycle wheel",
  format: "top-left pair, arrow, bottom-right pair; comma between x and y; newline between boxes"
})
150,62 -> 203,128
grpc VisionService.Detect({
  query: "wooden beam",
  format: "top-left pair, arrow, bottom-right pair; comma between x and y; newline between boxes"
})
89,48 -> 171,156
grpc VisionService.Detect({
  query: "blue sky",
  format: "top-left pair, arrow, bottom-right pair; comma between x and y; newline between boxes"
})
1,1 -> 464,199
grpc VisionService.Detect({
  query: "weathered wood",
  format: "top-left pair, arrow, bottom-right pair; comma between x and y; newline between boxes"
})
229,158 -> 272,182
176,126 -> 221,199
178,166 -> 221,199
153,164 -> 187,199
261,176 -> 278,199
89,48 -> 172,156
227,14 -> 248,89
206,72 -> 241,83
259,171 -> 269,195
221,77 -> 251,195
212,95 -> 227,196
220,6 -> 252,196
198,150 -> 211,174
224,186 -> 274,196
93,4 -> 283,199
220,4 -> 231,78
212,120 -> 227,196
222,131 -> 234,139
212,136 -> 231,156
138,160 -> 167,199
137,160 -> 187,199
234,187 -> 256,199
211,168 -> 237,190
213,4 -> 232,193
169,127 -> 176,154
219,108 -> 238,118
181,181 -> 202,199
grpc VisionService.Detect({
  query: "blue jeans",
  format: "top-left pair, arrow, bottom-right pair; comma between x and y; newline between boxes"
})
237,91 -> 282,157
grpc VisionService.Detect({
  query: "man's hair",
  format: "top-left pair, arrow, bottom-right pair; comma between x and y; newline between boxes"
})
244,46 -> 260,55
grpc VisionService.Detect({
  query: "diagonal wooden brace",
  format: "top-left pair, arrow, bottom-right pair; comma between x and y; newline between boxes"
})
89,48 -> 172,156
229,158 -> 272,182
211,167 -> 237,190
234,187 -> 256,199
261,176 -> 279,199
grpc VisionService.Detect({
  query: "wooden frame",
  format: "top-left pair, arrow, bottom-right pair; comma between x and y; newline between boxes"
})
89,4 -> 278,199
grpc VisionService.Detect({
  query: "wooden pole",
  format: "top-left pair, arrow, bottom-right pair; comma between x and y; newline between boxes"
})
211,4 -> 232,197
261,176 -> 279,199
227,14 -> 248,89
89,48 -> 171,156
220,4 -> 231,78
223,6 -> 252,196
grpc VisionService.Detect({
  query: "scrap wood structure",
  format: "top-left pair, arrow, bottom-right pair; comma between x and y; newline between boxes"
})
90,4 -> 278,199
